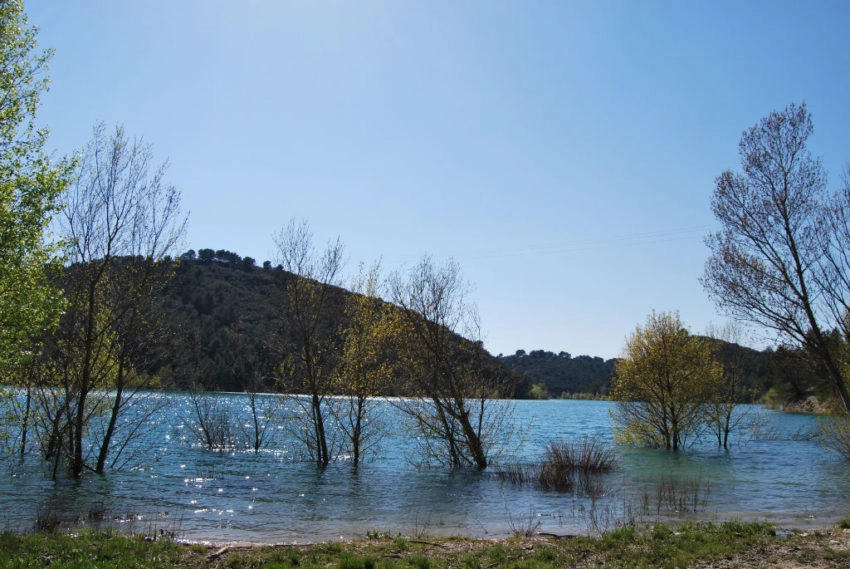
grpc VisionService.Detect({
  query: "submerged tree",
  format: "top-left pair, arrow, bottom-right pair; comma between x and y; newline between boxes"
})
704,321 -> 749,449
36,124 -> 187,477
703,102 -> 850,413
389,256 -> 513,470
610,311 -> 724,451
333,261 -> 394,466
273,218 -> 344,466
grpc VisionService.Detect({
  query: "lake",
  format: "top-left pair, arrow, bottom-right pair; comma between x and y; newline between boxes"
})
0,394 -> 848,544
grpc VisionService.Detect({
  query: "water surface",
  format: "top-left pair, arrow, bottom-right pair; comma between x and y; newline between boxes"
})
1,395 -> 846,543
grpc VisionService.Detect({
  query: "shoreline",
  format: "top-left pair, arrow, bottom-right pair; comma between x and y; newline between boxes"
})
6,520 -> 850,569
163,516 -> 850,549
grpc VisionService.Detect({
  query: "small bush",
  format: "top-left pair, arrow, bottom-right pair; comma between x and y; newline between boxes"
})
539,437 -> 616,491
552,438 -> 617,473
495,437 -> 617,495
508,508 -> 541,537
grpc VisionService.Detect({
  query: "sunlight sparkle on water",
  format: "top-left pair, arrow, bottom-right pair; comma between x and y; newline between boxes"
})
1,397 -> 845,543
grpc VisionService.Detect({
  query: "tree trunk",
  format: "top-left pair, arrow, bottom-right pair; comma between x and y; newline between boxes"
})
19,385 -> 32,457
96,359 -> 125,474
312,392 -> 329,466
456,402 -> 487,470
352,398 -> 363,467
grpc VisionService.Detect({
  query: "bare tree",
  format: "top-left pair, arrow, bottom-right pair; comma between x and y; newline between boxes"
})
184,382 -> 235,451
224,318 -> 281,452
41,123 -> 187,477
702,102 -> 850,413
236,372 -> 280,453
389,256 -> 512,470
272,218 -> 344,466
704,321 -> 750,449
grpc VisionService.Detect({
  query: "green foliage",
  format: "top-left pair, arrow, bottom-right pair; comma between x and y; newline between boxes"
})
527,382 -> 549,400
610,311 -> 725,450
0,0 -> 70,373
151,260 -> 285,391
0,529 -> 188,569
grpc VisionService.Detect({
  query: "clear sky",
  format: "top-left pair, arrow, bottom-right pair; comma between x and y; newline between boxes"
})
25,1 -> 850,359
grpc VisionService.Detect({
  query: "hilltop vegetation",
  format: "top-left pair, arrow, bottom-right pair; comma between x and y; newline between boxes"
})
499,350 -> 616,398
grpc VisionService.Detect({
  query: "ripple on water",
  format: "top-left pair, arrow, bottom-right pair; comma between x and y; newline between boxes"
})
1,397 -> 848,542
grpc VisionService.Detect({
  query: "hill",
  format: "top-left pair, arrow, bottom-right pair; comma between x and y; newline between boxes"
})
499,341 -> 775,401
143,249 -> 520,395
498,350 -> 616,398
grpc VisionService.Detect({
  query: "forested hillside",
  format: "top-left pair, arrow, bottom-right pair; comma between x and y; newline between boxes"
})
499,350 -> 616,398
142,249 -> 521,396
146,250 -> 288,391
500,342 -> 776,402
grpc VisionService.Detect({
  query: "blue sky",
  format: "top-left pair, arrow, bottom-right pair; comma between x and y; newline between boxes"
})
26,1 -> 850,359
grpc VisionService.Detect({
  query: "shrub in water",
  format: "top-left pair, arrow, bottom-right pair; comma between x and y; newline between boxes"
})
538,437 -> 616,491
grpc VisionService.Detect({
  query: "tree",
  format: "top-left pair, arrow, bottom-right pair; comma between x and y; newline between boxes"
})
388,256 -> 512,469
0,1 -> 69,372
38,123 -> 187,477
227,318 -> 280,452
272,218 -> 344,466
702,102 -> 850,413
610,311 -> 724,451
704,321 -> 749,449
333,261 -> 394,466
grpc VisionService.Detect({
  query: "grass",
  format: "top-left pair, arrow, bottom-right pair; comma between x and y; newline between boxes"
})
0,521 -> 846,569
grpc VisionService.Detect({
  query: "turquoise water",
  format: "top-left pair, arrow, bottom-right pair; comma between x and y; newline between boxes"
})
0,395 -> 847,543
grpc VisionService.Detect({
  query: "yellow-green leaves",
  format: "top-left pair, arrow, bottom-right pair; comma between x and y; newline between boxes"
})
0,2 -> 69,372
336,262 -> 396,399
610,311 -> 725,450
